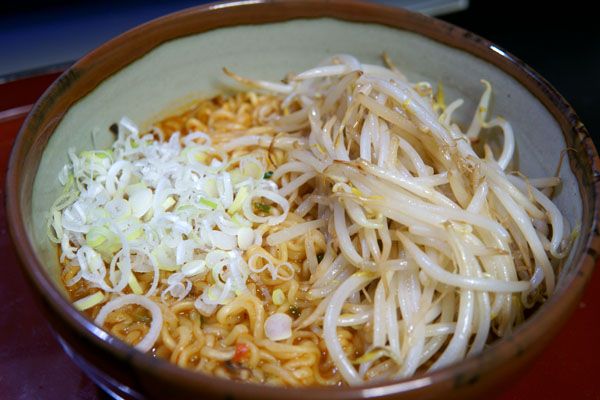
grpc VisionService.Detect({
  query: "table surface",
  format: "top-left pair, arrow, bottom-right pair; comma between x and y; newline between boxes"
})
1,2 -> 599,399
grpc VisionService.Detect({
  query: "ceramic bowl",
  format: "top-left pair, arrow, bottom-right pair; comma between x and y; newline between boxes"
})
6,1 -> 600,399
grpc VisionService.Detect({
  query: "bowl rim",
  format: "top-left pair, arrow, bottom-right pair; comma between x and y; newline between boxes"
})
6,0 -> 600,398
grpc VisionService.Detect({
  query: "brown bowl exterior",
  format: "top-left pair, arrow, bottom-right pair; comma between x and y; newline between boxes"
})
5,1 -> 600,399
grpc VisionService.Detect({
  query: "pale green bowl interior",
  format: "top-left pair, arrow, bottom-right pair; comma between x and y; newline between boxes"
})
30,18 -> 581,294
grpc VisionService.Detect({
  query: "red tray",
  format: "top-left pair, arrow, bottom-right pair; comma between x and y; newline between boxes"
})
1,71 -> 598,400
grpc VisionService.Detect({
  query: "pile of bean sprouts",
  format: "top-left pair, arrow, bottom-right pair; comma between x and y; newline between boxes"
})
48,54 -> 574,386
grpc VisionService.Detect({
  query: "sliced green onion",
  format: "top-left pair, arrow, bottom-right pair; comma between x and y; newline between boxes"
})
272,289 -> 286,305
151,246 -> 178,271
128,186 -> 152,218
95,151 -> 112,159
128,272 -> 143,295
74,291 -> 104,311
125,225 -> 144,241
229,169 -> 245,184
86,226 -> 121,254
199,197 -> 218,209
231,212 -> 252,228
205,178 -> 218,197
237,227 -> 254,250
161,196 -> 176,210
228,186 -> 249,215
243,161 -> 263,179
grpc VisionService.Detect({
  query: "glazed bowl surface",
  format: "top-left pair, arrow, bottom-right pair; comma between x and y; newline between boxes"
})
6,1 -> 599,399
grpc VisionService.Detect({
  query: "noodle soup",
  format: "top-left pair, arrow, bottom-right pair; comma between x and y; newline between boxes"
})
48,54 -> 573,386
